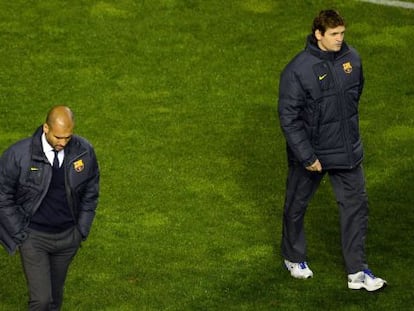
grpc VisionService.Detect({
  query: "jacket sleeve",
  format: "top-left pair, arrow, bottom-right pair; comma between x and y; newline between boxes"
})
278,68 -> 317,167
0,148 -> 28,254
76,146 -> 100,240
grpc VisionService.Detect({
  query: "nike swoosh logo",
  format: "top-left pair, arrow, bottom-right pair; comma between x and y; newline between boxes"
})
319,73 -> 328,80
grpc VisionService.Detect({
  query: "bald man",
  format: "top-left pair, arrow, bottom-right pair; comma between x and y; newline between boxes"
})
0,106 -> 100,310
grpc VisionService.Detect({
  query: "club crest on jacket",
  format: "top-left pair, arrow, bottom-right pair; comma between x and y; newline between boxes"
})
343,62 -> 353,74
73,159 -> 84,172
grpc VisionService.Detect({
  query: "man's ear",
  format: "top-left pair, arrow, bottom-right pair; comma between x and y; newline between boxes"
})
43,123 -> 49,134
314,29 -> 323,41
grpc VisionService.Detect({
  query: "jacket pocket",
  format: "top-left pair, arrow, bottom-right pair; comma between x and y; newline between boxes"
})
24,164 -> 45,186
311,100 -> 321,146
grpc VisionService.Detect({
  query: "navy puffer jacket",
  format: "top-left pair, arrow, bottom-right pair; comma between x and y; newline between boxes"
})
0,126 -> 100,254
278,35 -> 364,170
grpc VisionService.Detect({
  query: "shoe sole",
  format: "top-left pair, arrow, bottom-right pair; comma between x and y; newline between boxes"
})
292,273 -> 313,279
348,282 -> 387,292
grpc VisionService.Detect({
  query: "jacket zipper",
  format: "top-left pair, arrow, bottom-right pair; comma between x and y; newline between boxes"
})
65,151 -> 88,222
328,60 -> 354,169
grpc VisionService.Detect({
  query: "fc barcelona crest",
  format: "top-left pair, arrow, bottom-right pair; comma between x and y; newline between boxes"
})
342,62 -> 353,74
74,159 -> 85,172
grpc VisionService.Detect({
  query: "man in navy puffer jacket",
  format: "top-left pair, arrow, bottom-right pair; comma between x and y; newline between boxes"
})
278,9 -> 386,291
0,105 -> 100,309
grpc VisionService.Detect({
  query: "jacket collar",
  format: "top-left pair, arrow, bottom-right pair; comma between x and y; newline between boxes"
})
31,126 -> 47,162
305,34 -> 350,61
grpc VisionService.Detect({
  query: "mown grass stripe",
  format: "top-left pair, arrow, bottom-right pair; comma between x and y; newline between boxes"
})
359,0 -> 414,9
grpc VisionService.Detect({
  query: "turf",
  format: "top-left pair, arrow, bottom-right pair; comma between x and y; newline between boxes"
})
0,0 -> 413,310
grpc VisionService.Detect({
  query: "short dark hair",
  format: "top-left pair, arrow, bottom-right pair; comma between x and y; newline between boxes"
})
312,9 -> 345,36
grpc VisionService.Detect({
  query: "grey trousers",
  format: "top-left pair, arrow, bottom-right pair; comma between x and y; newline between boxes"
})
281,164 -> 369,274
19,226 -> 82,311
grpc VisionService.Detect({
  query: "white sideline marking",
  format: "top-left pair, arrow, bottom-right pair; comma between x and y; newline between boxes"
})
359,0 -> 414,9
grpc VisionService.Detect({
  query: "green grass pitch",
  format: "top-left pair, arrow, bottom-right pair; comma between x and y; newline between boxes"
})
0,0 -> 413,310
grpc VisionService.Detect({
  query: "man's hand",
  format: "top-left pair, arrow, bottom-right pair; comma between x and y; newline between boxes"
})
306,159 -> 322,172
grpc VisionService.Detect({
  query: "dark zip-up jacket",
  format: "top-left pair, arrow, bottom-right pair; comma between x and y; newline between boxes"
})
278,35 -> 364,169
0,126 -> 100,254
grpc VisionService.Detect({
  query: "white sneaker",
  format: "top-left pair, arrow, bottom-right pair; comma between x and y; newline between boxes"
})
284,259 -> 313,279
348,269 -> 387,291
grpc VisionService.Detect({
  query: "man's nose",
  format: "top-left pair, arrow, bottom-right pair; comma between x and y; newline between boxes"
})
57,139 -> 68,146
